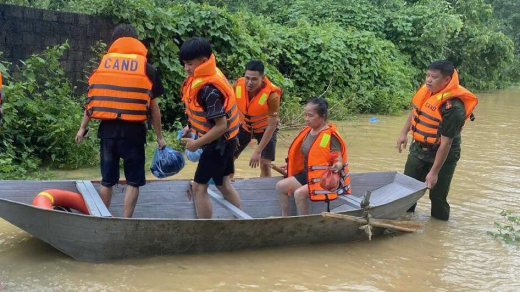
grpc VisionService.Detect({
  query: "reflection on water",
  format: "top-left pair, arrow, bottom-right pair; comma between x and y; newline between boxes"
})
1,88 -> 520,291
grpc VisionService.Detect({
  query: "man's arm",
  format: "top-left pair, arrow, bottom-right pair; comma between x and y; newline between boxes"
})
397,112 -> 413,153
150,98 -> 166,148
184,116 -> 227,151
183,85 -> 227,151
75,112 -> 91,143
250,92 -> 280,167
425,135 -> 453,189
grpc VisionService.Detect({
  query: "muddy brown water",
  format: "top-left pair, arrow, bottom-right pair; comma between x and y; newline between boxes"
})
1,88 -> 519,291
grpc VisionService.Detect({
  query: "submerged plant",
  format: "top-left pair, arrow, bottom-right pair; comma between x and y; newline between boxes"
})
487,210 -> 520,246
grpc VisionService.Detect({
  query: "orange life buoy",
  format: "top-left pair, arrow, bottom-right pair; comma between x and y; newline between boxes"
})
32,189 -> 90,215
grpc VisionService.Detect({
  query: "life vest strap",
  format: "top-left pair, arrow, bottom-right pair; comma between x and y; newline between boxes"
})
309,165 -> 329,171
413,115 -> 438,129
188,115 -> 213,127
226,123 -> 240,136
87,96 -> 149,105
411,126 -> 439,138
249,117 -> 269,126
88,107 -> 148,118
226,103 -> 237,116
88,84 -> 152,95
191,124 -> 208,136
244,113 -> 268,120
188,107 -> 207,117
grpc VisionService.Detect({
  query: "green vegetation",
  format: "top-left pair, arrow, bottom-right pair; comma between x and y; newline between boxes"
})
0,0 -> 519,178
488,210 -> 520,246
0,44 -> 98,179
3,0 -> 519,120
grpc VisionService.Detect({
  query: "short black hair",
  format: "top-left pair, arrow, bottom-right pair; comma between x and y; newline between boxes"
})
245,60 -> 264,75
428,60 -> 455,78
111,24 -> 138,44
308,97 -> 329,120
179,37 -> 212,62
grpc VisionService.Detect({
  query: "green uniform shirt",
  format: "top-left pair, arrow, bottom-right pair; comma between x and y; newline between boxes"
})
410,98 -> 466,163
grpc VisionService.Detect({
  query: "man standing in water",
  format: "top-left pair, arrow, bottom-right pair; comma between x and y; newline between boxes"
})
233,60 -> 281,177
75,24 -> 166,218
397,60 -> 477,221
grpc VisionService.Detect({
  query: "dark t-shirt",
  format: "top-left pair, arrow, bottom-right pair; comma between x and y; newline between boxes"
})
188,84 -> 228,147
97,63 -> 164,144
411,98 -> 466,163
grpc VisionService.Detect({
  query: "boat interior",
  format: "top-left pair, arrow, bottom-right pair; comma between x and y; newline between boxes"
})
0,172 -> 425,219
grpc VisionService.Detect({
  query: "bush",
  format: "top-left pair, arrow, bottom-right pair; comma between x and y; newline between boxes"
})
0,44 -> 98,179
488,210 -> 520,246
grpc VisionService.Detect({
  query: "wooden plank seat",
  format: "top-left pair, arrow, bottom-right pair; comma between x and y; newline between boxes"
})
75,181 -> 111,217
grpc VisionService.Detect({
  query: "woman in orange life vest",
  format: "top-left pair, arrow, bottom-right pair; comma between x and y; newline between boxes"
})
276,98 -> 351,216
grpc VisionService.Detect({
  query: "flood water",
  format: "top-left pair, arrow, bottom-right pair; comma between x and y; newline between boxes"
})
1,88 -> 519,291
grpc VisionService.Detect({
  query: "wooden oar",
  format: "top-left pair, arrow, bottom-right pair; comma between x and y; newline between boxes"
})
270,163 -> 287,176
322,212 -> 421,233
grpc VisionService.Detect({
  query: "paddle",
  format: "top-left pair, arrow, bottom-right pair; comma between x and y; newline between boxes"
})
322,212 -> 422,233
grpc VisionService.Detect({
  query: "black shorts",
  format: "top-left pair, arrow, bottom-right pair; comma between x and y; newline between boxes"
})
194,138 -> 237,186
234,128 -> 277,161
100,138 -> 146,187
293,171 -> 307,186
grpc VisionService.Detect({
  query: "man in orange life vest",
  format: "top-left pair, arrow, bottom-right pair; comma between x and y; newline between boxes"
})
75,24 -> 166,218
233,60 -> 281,177
179,37 -> 242,219
397,60 -> 477,221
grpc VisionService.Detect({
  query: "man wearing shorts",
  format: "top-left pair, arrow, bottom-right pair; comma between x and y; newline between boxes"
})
75,24 -> 166,218
179,37 -> 242,218
233,60 -> 281,177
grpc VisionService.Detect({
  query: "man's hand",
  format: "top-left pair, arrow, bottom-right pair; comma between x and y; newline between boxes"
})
75,127 -> 87,143
181,138 -> 199,152
157,137 -> 166,149
181,125 -> 191,138
397,133 -> 408,153
330,161 -> 343,172
249,150 -> 261,168
425,171 -> 438,189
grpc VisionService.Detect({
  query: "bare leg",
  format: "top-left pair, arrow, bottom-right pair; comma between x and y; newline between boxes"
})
294,185 -> 310,215
260,158 -> 272,177
192,182 -> 212,218
276,176 -> 302,217
229,156 -> 238,180
123,185 -> 139,218
215,176 -> 242,209
99,185 -> 113,208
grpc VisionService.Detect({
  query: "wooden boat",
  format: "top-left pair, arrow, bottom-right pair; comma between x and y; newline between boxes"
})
0,172 -> 426,262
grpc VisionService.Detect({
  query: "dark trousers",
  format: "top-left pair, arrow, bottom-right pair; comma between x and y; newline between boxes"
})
404,150 -> 460,221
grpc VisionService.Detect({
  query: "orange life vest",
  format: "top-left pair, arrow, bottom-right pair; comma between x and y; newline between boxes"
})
86,37 -> 152,122
235,77 -> 281,133
411,69 -> 478,148
287,125 -> 351,202
182,54 -> 239,140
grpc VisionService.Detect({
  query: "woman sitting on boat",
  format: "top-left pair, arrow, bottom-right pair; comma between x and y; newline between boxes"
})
276,98 -> 351,216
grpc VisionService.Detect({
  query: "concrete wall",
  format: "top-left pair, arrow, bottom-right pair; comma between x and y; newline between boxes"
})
0,4 -> 115,92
